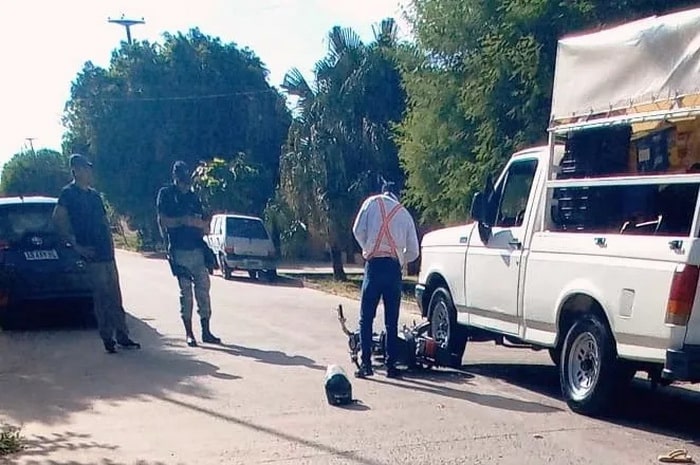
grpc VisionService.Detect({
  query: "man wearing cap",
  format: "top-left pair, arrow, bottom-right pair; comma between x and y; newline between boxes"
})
52,154 -> 140,354
351,180 -> 420,379
156,161 -> 221,347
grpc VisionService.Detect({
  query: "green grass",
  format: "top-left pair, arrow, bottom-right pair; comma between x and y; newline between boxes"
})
0,425 -> 24,456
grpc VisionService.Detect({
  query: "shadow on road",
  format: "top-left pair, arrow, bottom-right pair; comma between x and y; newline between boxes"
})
366,369 -> 562,414
214,272 -> 305,289
3,431 -> 117,464
199,343 -> 326,371
0,311 -> 238,425
336,400 -> 371,411
466,362 -> 700,445
153,394 -> 386,465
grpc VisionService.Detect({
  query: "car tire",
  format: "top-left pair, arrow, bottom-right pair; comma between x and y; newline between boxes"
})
220,255 -> 232,280
560,315 -> 619,416
427,287 -> 467,369
264,269 -> 277,282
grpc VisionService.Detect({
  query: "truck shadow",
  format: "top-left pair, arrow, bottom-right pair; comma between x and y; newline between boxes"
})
0,310 -> 238,426
214,273 -> 305,288
465,362 -> 700,445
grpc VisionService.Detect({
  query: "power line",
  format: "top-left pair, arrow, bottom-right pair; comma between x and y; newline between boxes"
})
69,88 -> 283,104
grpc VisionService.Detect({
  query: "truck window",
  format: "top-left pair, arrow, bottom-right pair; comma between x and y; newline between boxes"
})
226,217 -> 269,240
550,182 -> 700,236
495,159 -> 538,228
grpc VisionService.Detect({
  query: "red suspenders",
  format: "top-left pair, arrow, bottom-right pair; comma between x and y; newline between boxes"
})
367,198 -> 402,259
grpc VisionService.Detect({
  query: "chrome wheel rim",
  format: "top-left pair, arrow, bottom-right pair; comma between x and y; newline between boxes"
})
431,300 -> 450,348
567,331 -> 601,401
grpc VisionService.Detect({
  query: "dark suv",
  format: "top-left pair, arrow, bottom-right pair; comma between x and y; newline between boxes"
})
0,196 -> 94,328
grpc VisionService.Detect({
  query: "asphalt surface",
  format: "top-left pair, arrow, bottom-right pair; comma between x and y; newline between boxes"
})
0,250 -> 698,465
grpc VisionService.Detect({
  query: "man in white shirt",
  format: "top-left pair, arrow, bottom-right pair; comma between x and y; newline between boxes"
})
352,180 -> 420,378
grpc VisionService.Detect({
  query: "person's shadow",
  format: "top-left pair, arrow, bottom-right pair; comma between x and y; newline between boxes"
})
199,343 -> 326,371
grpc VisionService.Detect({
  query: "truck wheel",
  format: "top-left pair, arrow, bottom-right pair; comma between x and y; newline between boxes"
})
428,287 -> 467,368
560,315 -> 618,416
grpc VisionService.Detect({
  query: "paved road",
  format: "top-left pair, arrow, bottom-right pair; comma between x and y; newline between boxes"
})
0,250 -> 698,465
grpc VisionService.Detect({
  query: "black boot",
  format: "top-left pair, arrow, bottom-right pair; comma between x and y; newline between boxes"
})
201,318 -> 221,344
182,318 -> 197,347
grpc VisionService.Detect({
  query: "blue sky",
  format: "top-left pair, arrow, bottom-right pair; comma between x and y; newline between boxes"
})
0,0 -> 411,168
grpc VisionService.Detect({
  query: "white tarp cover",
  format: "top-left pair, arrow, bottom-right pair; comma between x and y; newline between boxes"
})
550,7 -> 700,124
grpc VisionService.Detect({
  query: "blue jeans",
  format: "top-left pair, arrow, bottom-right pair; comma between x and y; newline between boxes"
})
359,257 -> 402,368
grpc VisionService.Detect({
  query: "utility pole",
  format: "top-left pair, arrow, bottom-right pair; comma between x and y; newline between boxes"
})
107,14 -> 145,45
25,137 -> 36,155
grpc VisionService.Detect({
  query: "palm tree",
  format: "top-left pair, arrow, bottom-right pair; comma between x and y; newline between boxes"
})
279,18 -> 406,281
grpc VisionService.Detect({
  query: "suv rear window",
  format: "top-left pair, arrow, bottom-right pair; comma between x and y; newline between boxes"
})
226,217 -> 269,240
0,203 -> 56,241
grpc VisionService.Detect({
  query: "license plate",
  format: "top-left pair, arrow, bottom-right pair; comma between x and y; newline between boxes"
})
246,260 -> 262,268
24,250 -> 59,261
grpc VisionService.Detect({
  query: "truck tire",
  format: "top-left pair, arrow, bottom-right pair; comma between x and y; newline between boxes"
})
427,287 -> 467,368
548,347 -> 561,366
560,315 -> 618,416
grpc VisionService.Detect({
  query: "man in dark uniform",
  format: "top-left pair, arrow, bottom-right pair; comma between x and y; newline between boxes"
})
52,154 -> 140,354
156,161 -> 221,347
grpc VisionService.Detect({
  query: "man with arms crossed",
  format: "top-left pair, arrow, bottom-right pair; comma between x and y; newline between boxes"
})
52,154 -> 140,354
157,161 -> 221,347
352,180 -> 420,379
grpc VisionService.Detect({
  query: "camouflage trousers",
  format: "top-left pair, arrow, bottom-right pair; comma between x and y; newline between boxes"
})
171,248 -> 212,321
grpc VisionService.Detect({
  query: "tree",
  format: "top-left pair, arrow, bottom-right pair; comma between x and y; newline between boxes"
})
0,149 -> 71,197
397,0 -> 700,225
276,19 -> 408,280
62,28 -> 291,247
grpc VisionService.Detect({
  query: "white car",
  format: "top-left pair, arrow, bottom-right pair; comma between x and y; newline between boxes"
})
205,213 -> 278,281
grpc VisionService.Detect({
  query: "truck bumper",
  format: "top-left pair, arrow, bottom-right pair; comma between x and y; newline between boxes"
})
415,284 -> 427,317
224,255 -> 277,271
663,345 -> 700,382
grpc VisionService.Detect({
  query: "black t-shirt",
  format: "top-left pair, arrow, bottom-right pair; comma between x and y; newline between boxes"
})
57,182 -> 114,262
156,184 -> 205,251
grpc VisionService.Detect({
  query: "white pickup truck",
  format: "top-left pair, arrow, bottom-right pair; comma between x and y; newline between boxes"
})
414,7 -> 700,416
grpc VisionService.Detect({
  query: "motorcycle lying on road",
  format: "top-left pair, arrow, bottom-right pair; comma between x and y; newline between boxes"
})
335,304 -> 464,372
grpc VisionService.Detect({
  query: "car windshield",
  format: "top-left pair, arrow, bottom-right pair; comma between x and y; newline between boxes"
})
0,203 -> 56,241
226,217 -> 269,240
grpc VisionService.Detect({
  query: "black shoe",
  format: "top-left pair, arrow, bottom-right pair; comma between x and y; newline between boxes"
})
354,365 -> 374,378
117,338 -> 141,350
386,366 -> 402,379
201,318 -> 221,344
104,340 -> 117,354
182,318 -> 198,347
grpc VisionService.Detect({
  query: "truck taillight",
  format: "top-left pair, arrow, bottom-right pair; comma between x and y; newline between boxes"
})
666,264 -> 700,326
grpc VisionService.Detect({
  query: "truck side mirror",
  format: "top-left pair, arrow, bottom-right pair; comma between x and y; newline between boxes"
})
471,191 -> 493,244
470,192 -> 484,222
